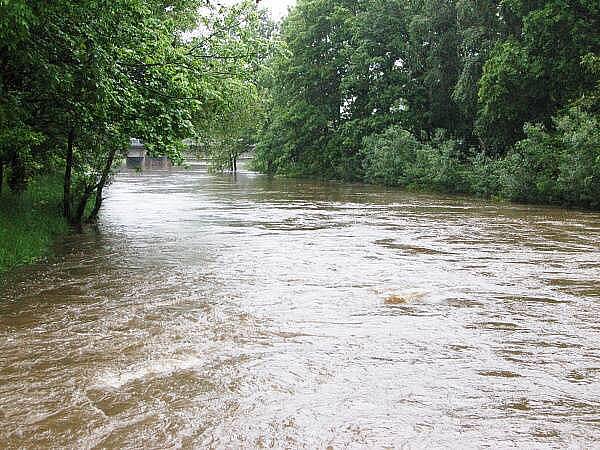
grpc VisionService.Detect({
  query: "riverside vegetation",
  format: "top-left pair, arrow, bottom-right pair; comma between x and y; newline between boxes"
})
252,0 -> 599,209
1,0 -> 599,274
0,1 -> 273,273
0,175 -> 67,274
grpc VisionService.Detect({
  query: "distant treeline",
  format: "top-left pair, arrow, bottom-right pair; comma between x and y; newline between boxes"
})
254,0 -> 599,208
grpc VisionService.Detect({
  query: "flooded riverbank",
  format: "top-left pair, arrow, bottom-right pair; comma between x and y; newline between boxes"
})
1,166 -> 599,448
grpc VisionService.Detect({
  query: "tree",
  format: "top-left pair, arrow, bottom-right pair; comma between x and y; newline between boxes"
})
0,0 -> 42,193
452,0 -> 512,148
1,0 -> 269,226
477,0 -> 600,153
255,0 -> 415,179
191,4 -> 275,173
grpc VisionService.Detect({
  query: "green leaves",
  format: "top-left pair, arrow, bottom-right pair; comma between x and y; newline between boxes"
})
477,0 -> 599,153
1,0 -> 272,222
0,0 -> 36,46
253,0 -> 599,208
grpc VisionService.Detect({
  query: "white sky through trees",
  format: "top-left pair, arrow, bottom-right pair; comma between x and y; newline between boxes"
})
258,0 -> 296,19
218,0 -> 296,20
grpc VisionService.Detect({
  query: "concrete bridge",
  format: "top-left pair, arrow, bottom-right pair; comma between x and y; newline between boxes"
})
126,139 -> 171,170
127,139 -> 255,170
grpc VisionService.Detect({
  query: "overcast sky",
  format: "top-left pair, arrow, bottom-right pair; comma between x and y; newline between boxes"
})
218,0 -> 297,20
258,0 -> 297,19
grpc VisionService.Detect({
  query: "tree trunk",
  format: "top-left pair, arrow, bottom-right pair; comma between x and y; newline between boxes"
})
72,184 -> 95,230
233,154 -> 237,173
0,160 -> 4,195
8,152 -> 26,193
63,128 -> 75,220
87,147 -> 118,223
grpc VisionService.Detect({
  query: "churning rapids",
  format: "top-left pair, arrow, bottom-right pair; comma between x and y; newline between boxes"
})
1,164 -> 599,449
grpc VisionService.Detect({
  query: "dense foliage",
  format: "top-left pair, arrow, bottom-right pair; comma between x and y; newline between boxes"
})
192,9 -> 278,172
254,0 -> 600,208
1,0 -> 269,226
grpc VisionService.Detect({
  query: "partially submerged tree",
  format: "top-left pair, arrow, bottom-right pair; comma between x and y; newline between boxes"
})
191,5 -> 277,173
0,0 -> 269,226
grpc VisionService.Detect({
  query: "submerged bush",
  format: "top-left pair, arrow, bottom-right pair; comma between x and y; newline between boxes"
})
361,127 -> 468,192
500,123 -> 563,204
361,127 -> 424,186
360,105 -> 599,209
555,107 -> 600,208
495,107 -> 600,208
466,153 -> 506,199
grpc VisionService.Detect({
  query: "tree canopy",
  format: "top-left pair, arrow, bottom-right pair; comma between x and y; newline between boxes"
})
253,0 -> 599,208
1,0 -> 270,224
2,0 -> 599,213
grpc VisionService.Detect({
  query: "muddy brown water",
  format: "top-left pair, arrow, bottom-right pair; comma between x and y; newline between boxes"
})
1,165 -> 599,448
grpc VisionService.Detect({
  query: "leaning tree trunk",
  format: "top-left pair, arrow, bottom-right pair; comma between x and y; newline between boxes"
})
63,128 -> 75,220
71,184 -> 95,230
87,147 -> 118,223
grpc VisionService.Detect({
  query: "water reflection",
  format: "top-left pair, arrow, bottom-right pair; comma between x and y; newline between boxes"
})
1,165 -> 599,448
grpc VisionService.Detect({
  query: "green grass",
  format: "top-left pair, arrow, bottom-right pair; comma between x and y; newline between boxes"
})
0,174 -> 68,275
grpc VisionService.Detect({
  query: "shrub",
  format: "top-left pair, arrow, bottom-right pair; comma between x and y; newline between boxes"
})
495,107 -> 600,208
361,126 -> 424,186
466,153 -> 506,199
555,107 -> 600,208
499,123 -> 562,204
361,126 -> 469,192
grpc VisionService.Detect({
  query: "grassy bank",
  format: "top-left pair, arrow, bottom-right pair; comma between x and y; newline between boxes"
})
0,174 -> 68,275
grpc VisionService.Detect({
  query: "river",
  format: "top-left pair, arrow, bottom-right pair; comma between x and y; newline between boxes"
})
1,165 -> 599,448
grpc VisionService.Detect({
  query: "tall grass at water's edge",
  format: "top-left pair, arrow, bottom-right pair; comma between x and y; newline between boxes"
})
0,174 -> 68,275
